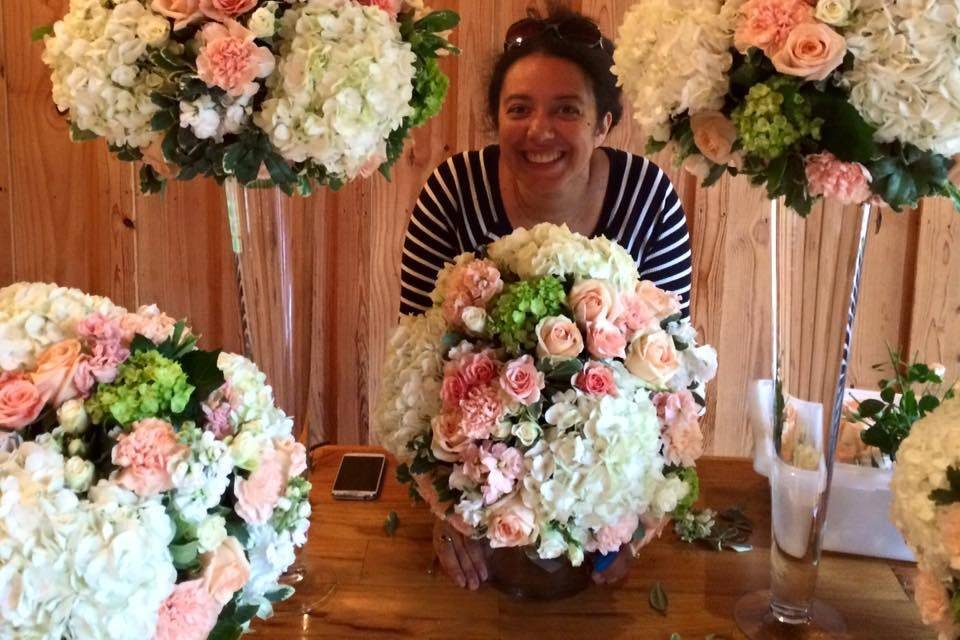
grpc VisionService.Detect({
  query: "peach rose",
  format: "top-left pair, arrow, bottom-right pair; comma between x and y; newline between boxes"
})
201,536 -> 251,605
535,315 -> 584,359
196,20 -> 275,97
151,0 -> 203,31
499,355 -> 545,406
31,339 -> 83,406
431,411 -> 470,462
0,375 -> 45,430
568,279 -> 620,326
690,111 -> 738,165
734,0 -> 813,54
441,372 -> 467,409
914,569 -> 950,627
585,318 -> 627,360
625,331 -> 680,386
358,0 -> 403,19
155,579 -> 222,640
112,418 -> 189,496
636,280 -> 682,320
234,449 -> 286,524
574,361 -> 618,397
457,352 -> 498,388
771,21 -> 846,81
487,496 -> 537,548
199,0 -> 257,22
613,293 -> 657,341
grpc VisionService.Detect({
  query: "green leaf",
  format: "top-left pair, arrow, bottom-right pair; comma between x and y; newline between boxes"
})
139,164 -> 165,195
264,152 -> 297,189
224,517 -> 251,547
130,333 -> 156,355
180,349 -> 225,414
806,91 -> 878,163
645,138 -> 668,155
919,395 -> 940,415
151,109 -> 177,132
69,123 -> 98,142
31,24 -> 54,41
264,585 -> 295,603
649,581 -> 668,616
414,9 -> 460,33
384,511 -> 399,537
170,541 -> 199,570
929,465 -> 960,505
395,462 -> 412,484
539,357 -> 583,382
233,604 -> 260,625
856,398 -> 886,419
701,162 -> 727,188
208,622 -> 244,640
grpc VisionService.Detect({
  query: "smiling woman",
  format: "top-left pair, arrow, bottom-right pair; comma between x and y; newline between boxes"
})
395,5 -> 696,593
398,6 -> 693,322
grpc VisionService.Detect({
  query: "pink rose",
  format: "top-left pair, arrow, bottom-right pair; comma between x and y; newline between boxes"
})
431,411 -> 471,462
499,355 -> 544,406
155,579 -> 222,640
612,293 -> 656,341
690,111 -> 738,165
196,20 -> 275,97
457,352 -> 498,388
459,384 -> 503,440
201,536 -> 251,605
568,279 -> 620,326
487,496 -> 537,548
625,331 -> 680,386
655,391 -> 704,467
152,0 -> 202,30
0,375 -> 45,430
914,569 -> 950,627
734,0 -> 813,54
574,362 -> 618,397
805,152 -> 872,205
441,372 -> 467,409
585,318 -> 627,360
234,449 -> 287,524
199,0 -> 257,22
357,0 -> 403,19
535,315 -> 584,359
585,513 -> 639,554
937,504 -> 960,566
112,419 -> 189,496
31,339 -> 83,406
635,280 -> 682,320
771,22 -> 845,81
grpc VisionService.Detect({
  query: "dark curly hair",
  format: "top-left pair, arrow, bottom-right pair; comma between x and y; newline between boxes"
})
487,6 -> 623,133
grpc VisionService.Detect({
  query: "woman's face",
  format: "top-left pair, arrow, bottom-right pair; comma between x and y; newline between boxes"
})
497,54 -> 611,193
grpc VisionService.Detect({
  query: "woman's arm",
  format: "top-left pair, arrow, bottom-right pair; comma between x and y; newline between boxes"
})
638,180 -> 693,318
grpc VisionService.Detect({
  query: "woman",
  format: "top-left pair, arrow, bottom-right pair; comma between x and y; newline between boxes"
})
399,7 -> 692,590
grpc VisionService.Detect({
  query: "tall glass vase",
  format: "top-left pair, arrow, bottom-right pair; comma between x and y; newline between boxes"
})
736,198 -> 872,638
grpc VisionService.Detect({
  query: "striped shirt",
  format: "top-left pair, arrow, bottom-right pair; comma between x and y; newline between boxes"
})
400,145 -> 692,317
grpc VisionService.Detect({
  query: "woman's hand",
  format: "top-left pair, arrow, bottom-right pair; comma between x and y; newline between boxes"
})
591,514 -> 670,585
432,519 -> 489,590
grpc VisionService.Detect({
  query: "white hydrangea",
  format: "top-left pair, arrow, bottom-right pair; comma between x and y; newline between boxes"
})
891,395 -> 960,577
0,282 -> 122,371
0,441 -> 176,640
239,519 -> 308,617
218,352 -> 294,440
256,0 -> 416,178
169,423 -> 234,523
841,0 -> 960,156
486,223 -> 640,293
612,0 -> 740,142
41,0 -> 164,149
180,92 -> 254,142
373,308 -> 447,463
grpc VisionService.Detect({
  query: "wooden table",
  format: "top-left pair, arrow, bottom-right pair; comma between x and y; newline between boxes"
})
258,446 -> 929,639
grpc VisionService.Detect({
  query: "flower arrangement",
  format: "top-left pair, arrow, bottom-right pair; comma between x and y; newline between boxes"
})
890,394 -> 960,639
612,0 -> 960,215
0,282 -> 310,639
374,224 -> 718,565
38,0 -> 459,195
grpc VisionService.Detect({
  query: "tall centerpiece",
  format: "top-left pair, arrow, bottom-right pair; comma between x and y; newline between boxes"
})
613,0 -> 959,636
374,223 -> 718,598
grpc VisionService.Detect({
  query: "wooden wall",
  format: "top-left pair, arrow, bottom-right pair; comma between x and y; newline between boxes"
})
2,0 -> 957,456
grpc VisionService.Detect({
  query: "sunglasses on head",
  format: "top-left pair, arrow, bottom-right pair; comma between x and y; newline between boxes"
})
503,17 -> 605,52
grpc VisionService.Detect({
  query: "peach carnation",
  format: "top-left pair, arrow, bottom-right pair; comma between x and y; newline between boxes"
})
196,20 -> 275,97
112,418 -> 188,495
805,152 -> 872,205
734,0 -> 813,54
155,579 -> 222,640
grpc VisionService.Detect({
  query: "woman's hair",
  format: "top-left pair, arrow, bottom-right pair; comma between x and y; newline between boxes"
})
486,6 -> 623,133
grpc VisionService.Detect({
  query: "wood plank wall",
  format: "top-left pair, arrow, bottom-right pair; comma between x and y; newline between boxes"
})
2,0 -> 957,455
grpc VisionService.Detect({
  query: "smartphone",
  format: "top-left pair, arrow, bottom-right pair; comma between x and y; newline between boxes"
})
332,453 -> 387,500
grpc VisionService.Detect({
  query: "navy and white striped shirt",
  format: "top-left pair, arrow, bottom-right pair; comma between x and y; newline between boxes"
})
400,145 -> 692,317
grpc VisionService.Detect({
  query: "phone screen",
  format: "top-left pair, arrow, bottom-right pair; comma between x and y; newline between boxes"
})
333,455 -> 386,494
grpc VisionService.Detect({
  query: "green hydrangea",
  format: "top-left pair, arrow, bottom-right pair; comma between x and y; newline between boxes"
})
86,350 -> 194,426
409,57 -> 450,129
487,276 -> 566,355
732,78 -> 822,160
670,466 -> 701,518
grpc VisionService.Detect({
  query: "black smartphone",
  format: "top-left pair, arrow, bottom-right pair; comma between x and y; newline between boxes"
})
331,453 -> 387,500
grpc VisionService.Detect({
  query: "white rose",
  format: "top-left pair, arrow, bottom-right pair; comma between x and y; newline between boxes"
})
66,438 -> 87,458
460,306 -> 487,335
64,456 -> 95,492
229,431 -> 265,471
248,7 -> 276,38
537,528 -> 566,559
815,0 -> 851,27
491,420 -> 512,440
197,514 -> 228,553
57,398 -> 89,434
136,14 -> 170,46
512,421 -> 542,447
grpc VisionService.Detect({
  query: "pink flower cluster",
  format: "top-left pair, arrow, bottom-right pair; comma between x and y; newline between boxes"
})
440,260 -> 504,328
75,312 -> 131,396
201,383 -> 236,439
234,435 -> 307,524
654,390 -> 704,467
804,152 -> 873,205
453,441 -> 525,505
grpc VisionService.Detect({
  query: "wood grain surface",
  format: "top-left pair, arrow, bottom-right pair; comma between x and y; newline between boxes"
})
3,0 -> 958,451
255,445 -> 931,639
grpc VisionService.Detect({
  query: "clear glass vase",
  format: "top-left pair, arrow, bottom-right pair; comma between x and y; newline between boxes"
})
736,199 -> 873,638
487,545 -> 592,600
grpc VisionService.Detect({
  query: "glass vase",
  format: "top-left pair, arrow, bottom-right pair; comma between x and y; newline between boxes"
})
487,545 -> 592,600
735,199 -> 872,638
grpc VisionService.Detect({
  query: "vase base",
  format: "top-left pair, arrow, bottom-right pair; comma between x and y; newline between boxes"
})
488,547 -> 592,601
735,590 -> 846,639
